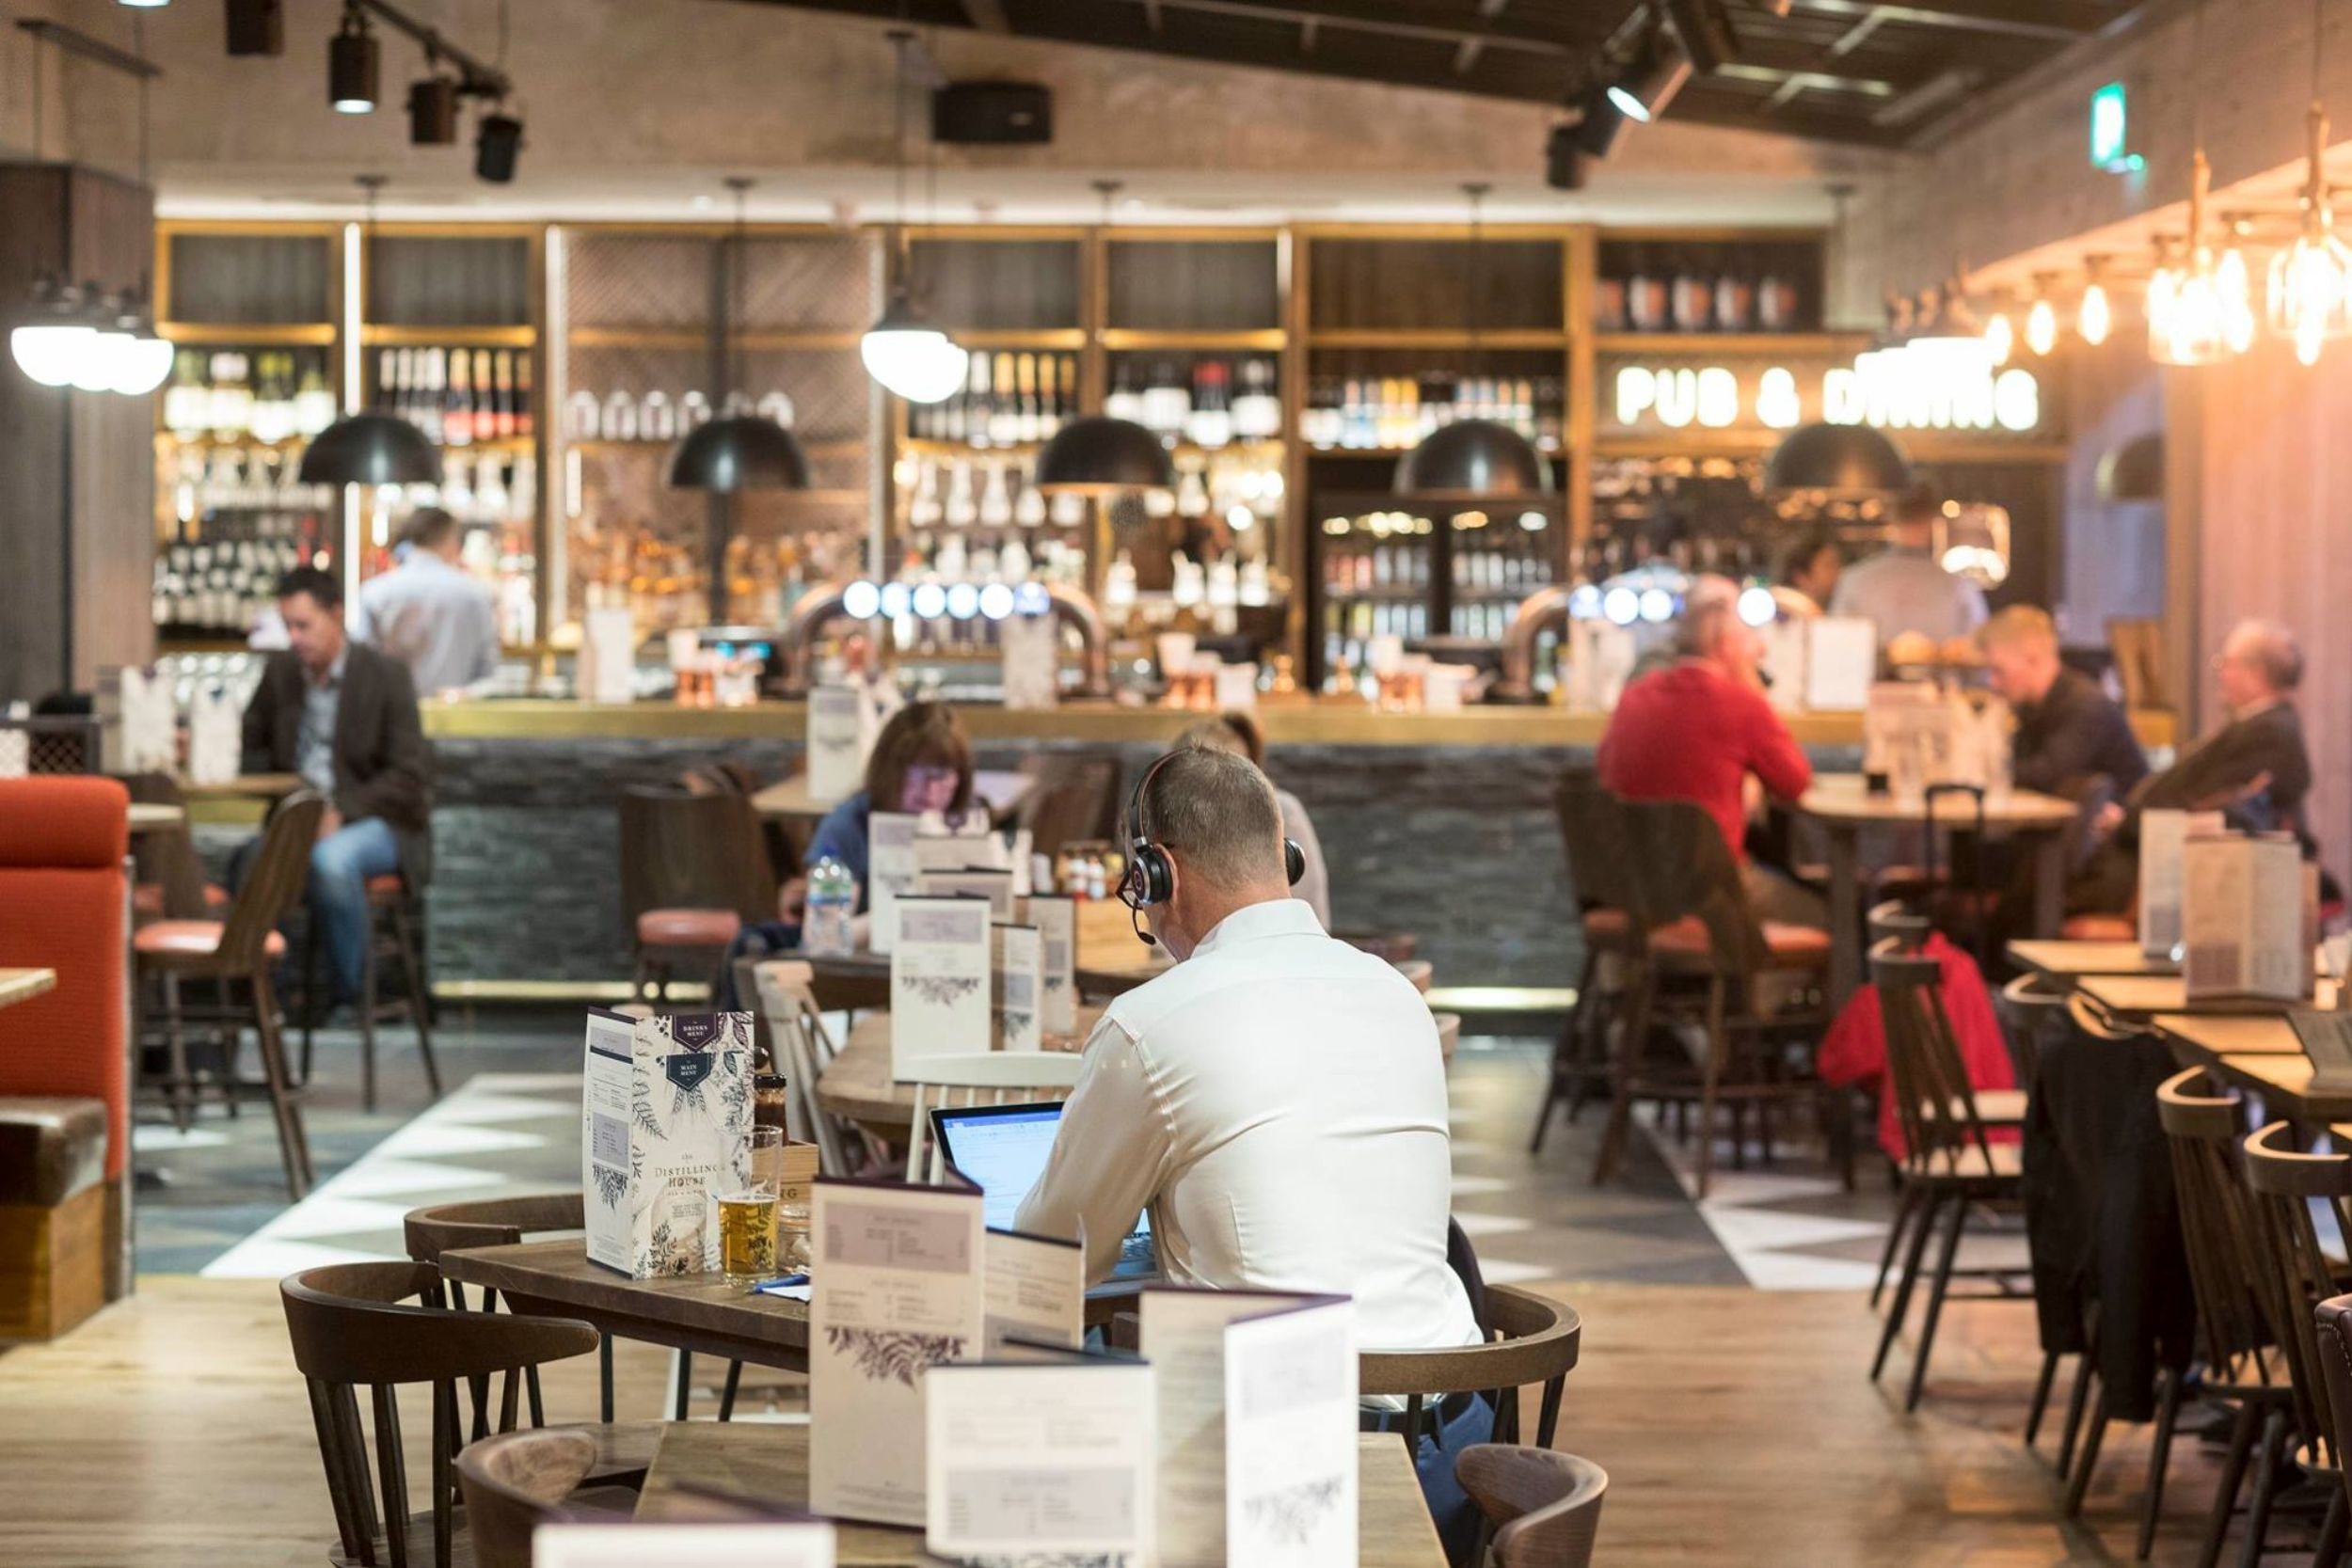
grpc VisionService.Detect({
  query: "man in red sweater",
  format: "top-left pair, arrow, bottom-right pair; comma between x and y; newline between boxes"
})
1598,591 -> 1824,929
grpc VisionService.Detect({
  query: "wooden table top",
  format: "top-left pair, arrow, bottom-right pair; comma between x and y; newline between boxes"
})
818,1005 -> 1108,1132
126,801 -> 185,832
2007,940 -> 2175,979
0,969 -> 57,1010
2151,1012 -> 2310,1057
1797,773 -> 2077,829
2156,1011 -> 2352,1122
2079,974 -> 2339,1021
752,769 -> 1034,825
636,1421 -> 1446,1567
176,772 -> 303,800
440,1240 -> 811,1370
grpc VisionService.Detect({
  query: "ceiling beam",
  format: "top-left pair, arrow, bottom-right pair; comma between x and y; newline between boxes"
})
958,0 -> 1010,31
1785,0 -> 2113,40
1104,0 -> 1587,57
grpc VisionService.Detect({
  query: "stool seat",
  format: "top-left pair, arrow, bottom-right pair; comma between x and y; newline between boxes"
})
1647,916 -> 1832,969
636,908 -> 743,948
132,881 -> 229,918
365,874 -> 405,903
0,1096 -> 106,1208
1581,906 -> 1631,946
135,919 -> 287,960
2062,912 -> 2136,942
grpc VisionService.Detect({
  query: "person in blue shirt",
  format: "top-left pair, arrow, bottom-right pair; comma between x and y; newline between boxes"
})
717,701 -> 976,1004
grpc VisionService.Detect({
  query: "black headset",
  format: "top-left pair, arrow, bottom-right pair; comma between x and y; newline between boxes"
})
1120,751 -> 1305,946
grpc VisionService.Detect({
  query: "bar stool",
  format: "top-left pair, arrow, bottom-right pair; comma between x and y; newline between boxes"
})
618,786 -> 773,1007
302,871 -> 442,1113
1530,771 -> 1638,1154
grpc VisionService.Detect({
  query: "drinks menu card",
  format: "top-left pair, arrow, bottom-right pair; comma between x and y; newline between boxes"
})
981,1226 -> 1084,1354
1140,1288 -> 1352,1568
890,897 -> 993,1077
805,684 -> 872,806
1025,895 -> 1079,1036
534,1523 -> 836,1567
866,811 -> 919,957
581,1009 -> 754,1279
2183,832 -> 2314,1002
2138,810 -> 2223,959
1223,1297 -> 1359,1568
1804,618 -> 1877,712
993,922 -> 1043,1053
925,1354 -> 1155,1565
809,1175 -> 986,1527
922,867 -> 1015,921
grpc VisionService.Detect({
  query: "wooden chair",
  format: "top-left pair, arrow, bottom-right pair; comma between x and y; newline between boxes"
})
904,1053 -> 1088,1186
1590,794 -> 1832,1200
1360,1285 -> 1582,1457
749,958 -> 884,1178
453,1427 -> 600,1568
1530,771 -> 1636,1153
2315,1296 -> 2352,1550
280,1260 -> 637,1568
1016,752 -> 1122,861
1454,1446 -> 1607,1568
119,770 -> 222,921
618,786 -> 773,1007
135,789 -> 322,1197
2233,1123 -> 2352,1568
303,870 -> 442,1114
1867,942 -> 2029,1414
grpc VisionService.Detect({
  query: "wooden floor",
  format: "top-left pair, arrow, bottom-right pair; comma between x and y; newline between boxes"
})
0,1277 -> 2312,1567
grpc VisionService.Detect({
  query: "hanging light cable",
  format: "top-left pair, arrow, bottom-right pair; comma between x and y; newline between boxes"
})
2267,0 -> 2352,364
2153,0 -> 2249,366
859,26 -> 968,403
1395,182 -> 1549,498
670,178 -> 813,491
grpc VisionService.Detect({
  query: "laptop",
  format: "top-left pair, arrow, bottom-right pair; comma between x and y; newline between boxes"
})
929,1101 -> 1159,1280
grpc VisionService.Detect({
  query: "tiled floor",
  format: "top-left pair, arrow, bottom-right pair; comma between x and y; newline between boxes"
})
141,1015 -> 1960,1291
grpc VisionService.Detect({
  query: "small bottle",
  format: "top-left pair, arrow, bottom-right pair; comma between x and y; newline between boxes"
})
803,856 -> 857,957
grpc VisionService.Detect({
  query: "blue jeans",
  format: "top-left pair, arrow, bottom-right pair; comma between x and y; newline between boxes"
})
310,816 -> 402,1001
1366,1391 -> 1495,1567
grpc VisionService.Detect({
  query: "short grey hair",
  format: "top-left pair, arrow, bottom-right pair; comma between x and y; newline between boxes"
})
2229,618 -> 2304,691
1140,746 -> 1287,892
1675,578 -> 1741,659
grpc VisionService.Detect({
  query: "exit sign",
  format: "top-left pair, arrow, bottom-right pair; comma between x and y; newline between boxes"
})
2090,82 -> 2141,172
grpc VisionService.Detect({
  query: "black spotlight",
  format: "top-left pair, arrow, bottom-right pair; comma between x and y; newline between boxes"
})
1545,124 -> 1589,191
1662,0 -> 1739,74
476,111 -> 524,183
328,6 -> 377,115
1569,85 -> 1627,158
408,76 -> 459,145
224,0 -> 284,57
1605,27 -> 1692,124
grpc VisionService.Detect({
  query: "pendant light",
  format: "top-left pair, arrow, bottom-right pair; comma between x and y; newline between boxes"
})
2025,275 -> 2059,357
2076,257 -> 2112,346
860,27 -> 968,404
1034,180 -> 1172,494
1982,298 -> 2015,366
1396,183 -> 1550,499
300,177 -> 437,485
2268,0 -> 2352,364
2151,0 -> 2256,367
1763,421 -> 1912,499
669,178 -> 812,491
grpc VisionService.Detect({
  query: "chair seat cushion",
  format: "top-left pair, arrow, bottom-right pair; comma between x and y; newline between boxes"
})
134,919 -> 287,960
1902,1140 -> 2025,1181
132,882 -> 229,918
1581,907 -> 1631,946
1647,916 -> 1832,968
2062,912 -> 2137,942
0,1096 -> 107,1207
636,908 -> 744,948
365,874 -> 405,903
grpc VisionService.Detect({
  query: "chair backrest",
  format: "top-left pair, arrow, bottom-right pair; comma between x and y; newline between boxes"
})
280,1261 -> 602,1568
2239,1120 -> 2352,1474
2153,1068 -> 2278,1390
1994,971 -> 2066,1087
1455,1446 -> 1608,1568
219,790 -> 326,971
119,770 -> 210,916
1019,752 -> 1123,861
1552,770 -> 1635,921
905,1053 -> 1088,1186
750,958 -> 863,1176
617,785 -> 775,925
1867,898 -> 1931,952
1614,794 -> 1770,978
403,1194 -> 586,1269
1360,1285 -> 1582,1450
1871,942 -> 1999,1174
453,1427 -> 602,1568
2316,1295 -> 2352,1514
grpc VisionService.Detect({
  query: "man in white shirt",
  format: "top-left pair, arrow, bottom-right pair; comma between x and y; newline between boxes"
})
355,508 -> 500,695
1829,486 -> 1988,647
1014,747 -> 1486,1548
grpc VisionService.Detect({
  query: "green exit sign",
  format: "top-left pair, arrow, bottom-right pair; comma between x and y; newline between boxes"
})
2090,82 -> 2141,171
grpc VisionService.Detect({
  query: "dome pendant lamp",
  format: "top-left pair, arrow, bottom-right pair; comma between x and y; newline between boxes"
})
860,28 -> 968,404
1396,183 -> 1550,499
1034,179 -> 1172,494
301,177 -> 438,486
670,177 -> 812,492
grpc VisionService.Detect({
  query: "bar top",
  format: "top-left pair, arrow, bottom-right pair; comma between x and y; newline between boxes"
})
421,697 -> 2181,751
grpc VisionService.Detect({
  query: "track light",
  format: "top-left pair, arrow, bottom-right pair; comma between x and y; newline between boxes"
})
408,74 -> 459,145
1606,27 -> 1692,124
476,110 -> 524,183
1545,124 -> 1589,190
1569,85 -> 1628,158
118,0 -> 170,8
225,0 -> 283,56
1661,0 -> 1739,73
329,6 -> 377,115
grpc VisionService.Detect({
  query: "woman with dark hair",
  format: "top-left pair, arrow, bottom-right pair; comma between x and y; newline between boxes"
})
1177,711 -> 1331,928
1772,523 -> 1844,618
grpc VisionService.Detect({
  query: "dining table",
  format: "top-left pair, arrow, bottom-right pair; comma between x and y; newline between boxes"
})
1800,773 -> 2080,1004
0,968 -> 57,1010
2006,938 -> 2177,980
175,771 -> 304,801
752,768 -> 1035,828
2075,974 -> 2339,1023
632,1421 -> 1450,1567
125,801 -> 186,834
2154,1010 -> 2352,1124
810,898 -> 1169,1009
816,1004 -> 1108,1138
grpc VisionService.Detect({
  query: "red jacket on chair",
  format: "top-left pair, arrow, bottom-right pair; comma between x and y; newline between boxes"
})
1817,932 -> 2017,1161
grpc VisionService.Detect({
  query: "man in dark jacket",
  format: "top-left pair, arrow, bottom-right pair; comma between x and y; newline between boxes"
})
243,566 -> 433,1006
1980,606 -> 2149,797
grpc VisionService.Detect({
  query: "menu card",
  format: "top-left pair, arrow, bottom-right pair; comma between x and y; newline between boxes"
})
1760,619 -> 1807,714
982,1226 -> 1086,1354
2138,809 -> 2224,959
925,1353 -> 1156,1565
889,897 -> 993,1077
1140,1288 -> 1352,1568
2183,832 -> 2314,1002
866,811 -> 919,957
1025,895 -> 1078,1036
185,686 -> 243,785
809,1175 -> 987,1527
100,665 -> 176,774
993,922 -> 1043,1053
1001,610 -> 1061,711
534,1523 -> 835,1567
579,607 -> 638,705
805,683 -> 874,805
1223,1297 -> 1359,1568
2293,1009 -> 2352,1092
1805,618 -> 1878,712
921,867 -> 1015,921
581,1010 -> 755,1279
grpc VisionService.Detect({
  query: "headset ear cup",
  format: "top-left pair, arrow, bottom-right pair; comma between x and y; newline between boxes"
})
1136,845 -> 1175,906
1284,838 -> 1305,888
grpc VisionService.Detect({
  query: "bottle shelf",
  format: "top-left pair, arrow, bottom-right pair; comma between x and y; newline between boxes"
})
159,322 -> 338,347
566,327 -> 865,351
361,324 -> 538,348
1100,328 -> 1287,352
1588,331 -> 1859,356
1308,329 -> 1569,351
568,436 -> 861,457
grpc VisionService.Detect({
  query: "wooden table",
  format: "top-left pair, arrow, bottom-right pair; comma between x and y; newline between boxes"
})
818,1005 -> 1108,1136
812,901 -> 1169,1006
2078,974 -> 2339,1022
441,1240 -> 812,1371
1798,774 -> 2080,1004
2007,939 -> 2175,979
0,969 -> 57,1010
176,772 -> 303,801
752,769 -> 1034,827
2155,1011 -> 2352,1121
635,1422 -> 1448,1567
126,801 -> 185,834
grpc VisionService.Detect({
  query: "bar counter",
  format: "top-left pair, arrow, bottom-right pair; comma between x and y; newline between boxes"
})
406,697 -> 2176,1000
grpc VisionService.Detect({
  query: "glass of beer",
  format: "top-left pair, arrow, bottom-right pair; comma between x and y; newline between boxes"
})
718,1168 -> 781,1289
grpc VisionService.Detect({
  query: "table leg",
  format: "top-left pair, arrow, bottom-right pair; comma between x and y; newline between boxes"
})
2030,832 -> 2067,939
1827,826 -> 1863,1006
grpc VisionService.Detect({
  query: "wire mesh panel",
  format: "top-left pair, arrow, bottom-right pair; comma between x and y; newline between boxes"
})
0,716 -> 103,775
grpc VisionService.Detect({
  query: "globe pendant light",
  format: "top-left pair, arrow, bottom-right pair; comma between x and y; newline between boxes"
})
861,28 -> 968,404
302,177 -> 441,485
670,178 -> 812,492
10,277 -> 93,388
1033,414 -> 1176,493
1398,183 -> 1549,499
2267,0 -> 2352,365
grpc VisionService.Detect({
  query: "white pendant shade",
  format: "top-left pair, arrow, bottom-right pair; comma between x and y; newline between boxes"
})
10,324 -> 93,388
71,331 -> 135,393
108,335 -> 175,396
861,322 -> 970,404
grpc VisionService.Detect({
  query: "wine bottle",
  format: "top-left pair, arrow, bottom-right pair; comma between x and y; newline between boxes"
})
1104,358 -> 1144,424
474,350 -> 498,444
445,349 -> 473,448
1014,353 -> 1039,444
1186,359 -> 1232,450
988,354 -> 1018,446
513,352 -> 533,440
965,352 -> 993,450
1055,355 -> 1076,436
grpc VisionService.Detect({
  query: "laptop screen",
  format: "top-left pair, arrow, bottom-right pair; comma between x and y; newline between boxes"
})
930,1101 -> 1152,1250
